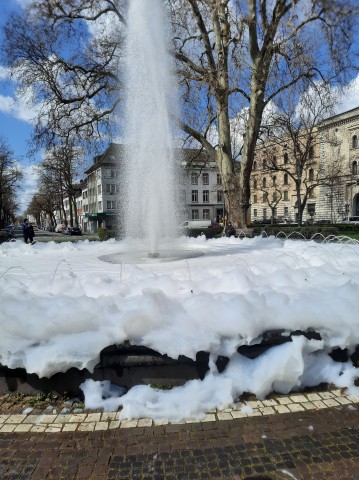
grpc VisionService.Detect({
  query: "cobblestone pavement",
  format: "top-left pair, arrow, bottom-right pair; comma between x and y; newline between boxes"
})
0,391 -> 359,479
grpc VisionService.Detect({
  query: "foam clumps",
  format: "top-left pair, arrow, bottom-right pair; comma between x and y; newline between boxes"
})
1,235 -> 359,420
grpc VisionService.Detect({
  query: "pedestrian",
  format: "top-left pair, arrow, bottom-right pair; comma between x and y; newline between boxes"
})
225,221 -> 236,237
22,218 -> 30,243
28,223 -> 35,243
22,219 -> 35,244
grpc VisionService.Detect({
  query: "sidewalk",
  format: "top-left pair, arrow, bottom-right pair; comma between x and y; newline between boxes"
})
0,390 -> 359,479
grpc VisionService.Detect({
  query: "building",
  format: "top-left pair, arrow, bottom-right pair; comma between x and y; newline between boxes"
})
179,149 -> 224,223
250,128 -> 320,224
316,107 -> 359,222
249,107 -> 359,224
77,145 -> 225,233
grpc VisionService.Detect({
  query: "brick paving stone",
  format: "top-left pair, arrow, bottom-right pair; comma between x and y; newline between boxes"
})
1,398 -> 359,479
277,396 -> 292,405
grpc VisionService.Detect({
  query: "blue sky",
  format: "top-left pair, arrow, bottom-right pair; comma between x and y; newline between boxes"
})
0,0 -> 39,214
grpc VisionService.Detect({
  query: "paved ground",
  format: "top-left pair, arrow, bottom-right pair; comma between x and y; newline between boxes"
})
1,390 -> 359,479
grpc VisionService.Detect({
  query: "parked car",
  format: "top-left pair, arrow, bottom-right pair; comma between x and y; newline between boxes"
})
341,216 -> 359,224
69,227 -> 82,236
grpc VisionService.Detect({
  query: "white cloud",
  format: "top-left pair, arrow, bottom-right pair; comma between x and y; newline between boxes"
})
0,91 -> 38,124
0,66 -> 10,80
334,74 -> 359,115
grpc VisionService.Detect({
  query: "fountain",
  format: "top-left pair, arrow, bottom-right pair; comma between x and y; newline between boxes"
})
122,0 -> 178,257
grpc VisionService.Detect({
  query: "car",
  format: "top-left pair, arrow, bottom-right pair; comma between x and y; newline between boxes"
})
341,216 -> 359,224
69,227 -> 82,236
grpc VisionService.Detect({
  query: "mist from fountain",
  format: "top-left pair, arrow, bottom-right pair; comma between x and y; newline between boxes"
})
123,0 -> 179,256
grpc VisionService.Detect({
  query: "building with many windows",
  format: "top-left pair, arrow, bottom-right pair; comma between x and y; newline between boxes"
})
179,149 -> 224,223
250,107 -> 359,224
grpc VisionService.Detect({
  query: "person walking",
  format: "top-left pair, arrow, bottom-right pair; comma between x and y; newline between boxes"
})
22,219 -> 35,244
28,223 -> 35,243
22,219 -> 30,243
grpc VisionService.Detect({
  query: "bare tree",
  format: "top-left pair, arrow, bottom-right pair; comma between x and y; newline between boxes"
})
3,0 -> 126,154
0,138 -> 23,228
37,144 -> 83,226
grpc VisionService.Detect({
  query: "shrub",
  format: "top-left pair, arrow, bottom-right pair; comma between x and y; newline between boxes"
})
97,227 -> 109,241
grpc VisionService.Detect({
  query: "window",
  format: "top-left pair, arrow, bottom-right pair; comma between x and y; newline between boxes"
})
272,156 -> 277,167
253,194 -> 257,203
105,169 -> 117,178
192,190 -> 198,203
307,203 -> 315,214
98,201 -> 102,210
253,208 -> 257,217
191,172 -> 198,185
107,200 -> 116,210
353,161 -> 358,175
262,177 -> 267,188
106,184 -> 116,194
253,178 -> 257,189
98,185 -> 102,194
202,173 -> 209,185
352,135 -> 358,149
253,161 -> 257,171
308,188 -> 315,199
272,176 -> 276,186
309,146 -> 314,159
284,207 -> 289,217
263,159 -> 267,170
273,208 -> 277,218
217,190 -> 223,202
191,209 -> 199,219
309,168 -> 314,181
284,153 -> 288,164
272,191 -> 277,201
283,191 -> 288,201
203,209 -> 210,219
203,190 -> 209,203
263,208 -> 267,219
262,193 -> 267,203
284,173 -> 288,185
217,173 -> 222,185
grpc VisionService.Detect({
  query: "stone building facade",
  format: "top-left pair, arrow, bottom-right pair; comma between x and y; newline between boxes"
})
250,106 -> 359,224
316,107 -> 359,222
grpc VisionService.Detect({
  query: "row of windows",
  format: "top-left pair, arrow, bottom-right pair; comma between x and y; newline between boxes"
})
253,149 -> 314,171
253,188 -> 315,204
253,207 -> 286,219
191,172 -> 222,185
190,190 -> 223,203
253,169 -> 315,189
191,209 -> 211,220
